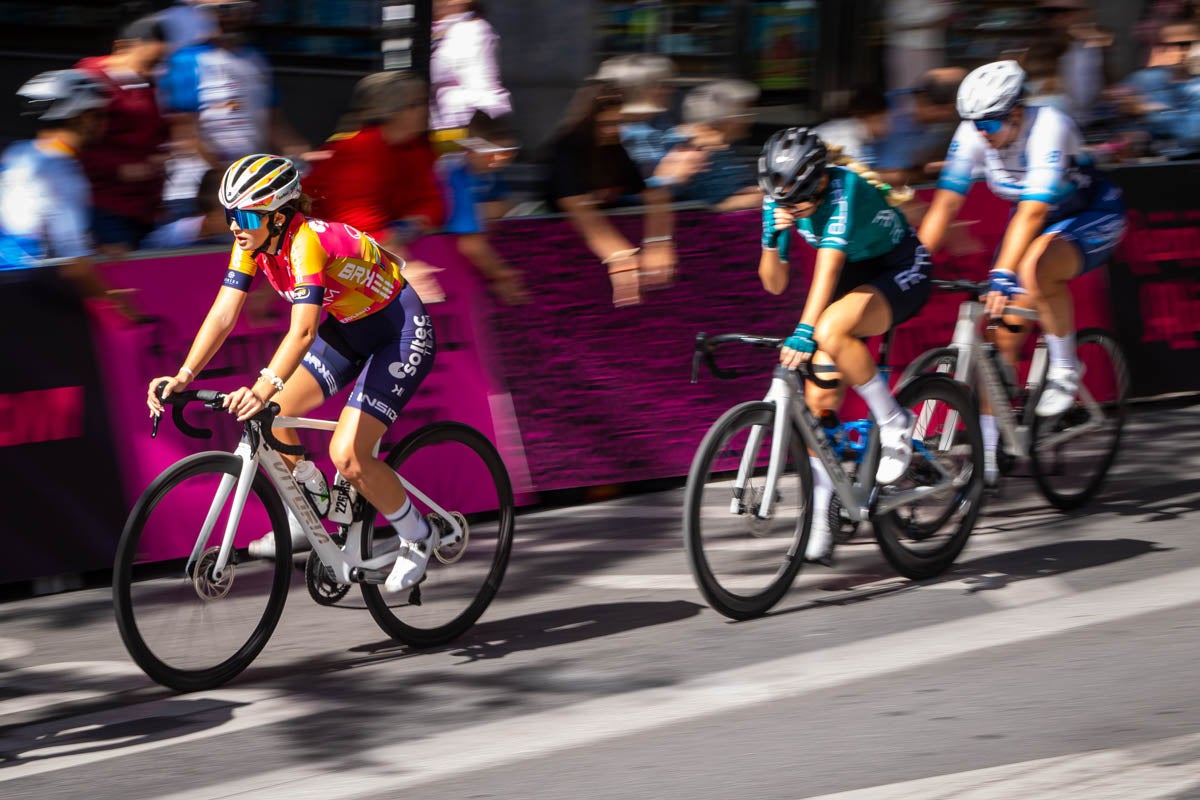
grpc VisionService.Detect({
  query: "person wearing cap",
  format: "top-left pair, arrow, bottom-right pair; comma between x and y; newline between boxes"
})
304,71 -> 445,260
74,14 -> 171,253
436,110 -> 528,305
0,70 -> 140,322
671,79 -> 763,212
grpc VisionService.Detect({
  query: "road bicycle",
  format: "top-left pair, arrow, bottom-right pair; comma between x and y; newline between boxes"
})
684,331 -> 984,620
899,279 -> 1129,510
113,387 -> 514,692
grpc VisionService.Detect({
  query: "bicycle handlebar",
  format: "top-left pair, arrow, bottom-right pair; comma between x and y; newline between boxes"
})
152,382 -> 306,456
929,278 -> 1037,332
691,332 -> 841,389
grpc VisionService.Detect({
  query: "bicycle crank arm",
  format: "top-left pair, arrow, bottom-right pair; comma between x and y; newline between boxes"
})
348,566 -> 390,584
874,481 -> 960,515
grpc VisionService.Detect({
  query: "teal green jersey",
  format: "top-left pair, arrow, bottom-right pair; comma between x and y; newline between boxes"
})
795,166 -> 912,262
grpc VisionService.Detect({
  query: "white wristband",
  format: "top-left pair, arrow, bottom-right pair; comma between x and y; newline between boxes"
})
179,366 -> 195,378
259,368 -> 285,393
642,235 -> 673,244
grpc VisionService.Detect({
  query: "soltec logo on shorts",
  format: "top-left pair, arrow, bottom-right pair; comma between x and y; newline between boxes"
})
303,352 -> 338,395
387,315 -> 433,379
357,392 -> 398,423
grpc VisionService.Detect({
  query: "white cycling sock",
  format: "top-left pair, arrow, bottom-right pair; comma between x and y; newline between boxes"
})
854,372 -> 904,425
1044,333 -> 1077,371
385,496 -> 430,542
809,455 -> 833,526
980,414 -> 999,457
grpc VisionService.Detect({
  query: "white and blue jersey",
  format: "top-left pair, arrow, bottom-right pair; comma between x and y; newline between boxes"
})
0,141 -> 92,270
937,105 -> 1125,272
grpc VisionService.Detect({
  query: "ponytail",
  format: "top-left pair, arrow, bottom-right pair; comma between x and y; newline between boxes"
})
825,145 -> 914,206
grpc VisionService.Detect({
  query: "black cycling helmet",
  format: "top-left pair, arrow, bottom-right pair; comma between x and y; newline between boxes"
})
17,69 -> 109,122
757,127 -> 828,204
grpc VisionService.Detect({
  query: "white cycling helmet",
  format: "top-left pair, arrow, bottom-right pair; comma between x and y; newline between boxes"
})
219,154 -> 301,213
17,69 -> 109,122
956,60 -> 1026,120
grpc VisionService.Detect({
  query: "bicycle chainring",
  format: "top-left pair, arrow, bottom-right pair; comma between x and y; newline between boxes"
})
305,552 -> 350,606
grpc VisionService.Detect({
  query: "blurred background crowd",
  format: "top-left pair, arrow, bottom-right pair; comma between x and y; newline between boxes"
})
2,0 -> 1200,310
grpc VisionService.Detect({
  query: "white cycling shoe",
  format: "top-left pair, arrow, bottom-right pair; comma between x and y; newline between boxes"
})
385,536 -> 433,593
876,409 -> 915,486
248,510 -> 310,559
804,511 -> 834,567
1036,364 -> 1081,417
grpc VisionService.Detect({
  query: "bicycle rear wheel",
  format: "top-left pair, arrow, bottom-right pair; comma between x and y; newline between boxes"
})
873,375 -> 983,580
360,422 -> 514,647
113,452 -> 292,692
1030,328 -> 1129,510
683,401 -> 812,620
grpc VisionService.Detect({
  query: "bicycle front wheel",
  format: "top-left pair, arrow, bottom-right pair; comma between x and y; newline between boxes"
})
1030,328 -> 1129,510
113,452 -> 292,692
360,422 -> 514,647
873,375 -> 984,580
683,401 -> 812,620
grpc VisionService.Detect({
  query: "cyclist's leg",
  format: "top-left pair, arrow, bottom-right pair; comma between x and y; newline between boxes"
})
271,369 -> 329,469
802,350 -> 846,564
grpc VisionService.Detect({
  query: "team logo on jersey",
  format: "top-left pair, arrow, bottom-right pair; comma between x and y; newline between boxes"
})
307,218 -> 328,233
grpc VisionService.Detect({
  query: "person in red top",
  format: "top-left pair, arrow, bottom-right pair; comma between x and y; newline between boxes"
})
304,71 -> 445,258
75,14 -> 171,252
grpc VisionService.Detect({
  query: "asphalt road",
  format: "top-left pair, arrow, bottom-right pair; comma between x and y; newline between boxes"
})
1,402 -> 1198,800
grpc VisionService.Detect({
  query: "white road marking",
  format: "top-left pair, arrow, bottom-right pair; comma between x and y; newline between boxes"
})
0,636 -> 33,664
798,730 -> 1200,799
137,565 -> 1200,800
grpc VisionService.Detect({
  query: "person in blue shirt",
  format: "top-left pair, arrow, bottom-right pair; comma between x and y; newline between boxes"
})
437,111 -> 529,305
0,69 -> 139,321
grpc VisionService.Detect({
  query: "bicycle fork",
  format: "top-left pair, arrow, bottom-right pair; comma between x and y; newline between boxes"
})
186,439 -> 259,581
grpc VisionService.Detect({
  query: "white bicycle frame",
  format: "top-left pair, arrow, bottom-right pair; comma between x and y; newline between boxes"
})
739,366 -> 958,526
938,299 -> 1106,458
183,415 -> 463,585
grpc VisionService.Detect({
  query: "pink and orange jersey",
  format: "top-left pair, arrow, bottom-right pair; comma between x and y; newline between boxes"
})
222,214 -> 404,323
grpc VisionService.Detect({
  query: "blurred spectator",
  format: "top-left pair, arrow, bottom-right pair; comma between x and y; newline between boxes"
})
160,0 -> 308,219
429,0 -> 512,150
141,167 -> 227,249
304,71 -> 445,258
1021,39 -> 1072,112
438,111 -> 528,305
883,0 -> 954,93
75,14 -> 171,254
542,81 -> 695,307
876,67 -> 966,187
0,71 -> 139,321
1116,21 -> 1200,156
159,0 -> 218,54
672,79 -> 762,212
814,85 -> 891,166
1135,0 -> 1193,66
595,53 -> 682,180
1039,0 -> 1108,126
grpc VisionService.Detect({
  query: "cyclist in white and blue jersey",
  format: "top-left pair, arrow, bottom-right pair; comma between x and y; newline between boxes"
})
0,70 -> 140,321
918,60 -> 1126,481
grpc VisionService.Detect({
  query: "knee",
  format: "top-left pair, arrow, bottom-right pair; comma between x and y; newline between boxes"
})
812,317 -> 850,355
329,440 -> 369,483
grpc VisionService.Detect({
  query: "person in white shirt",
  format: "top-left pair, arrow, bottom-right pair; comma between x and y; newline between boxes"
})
429,1 -> 512,140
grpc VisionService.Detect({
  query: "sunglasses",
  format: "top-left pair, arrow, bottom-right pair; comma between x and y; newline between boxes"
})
973,118 -> 1005,135
224,208 -> 268,230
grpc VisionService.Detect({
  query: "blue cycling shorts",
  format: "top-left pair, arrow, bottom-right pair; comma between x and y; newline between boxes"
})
1042,179 -> 1128,274
300,284 -> 436,427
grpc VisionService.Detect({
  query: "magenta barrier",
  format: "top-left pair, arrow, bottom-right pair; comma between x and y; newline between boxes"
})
485,185 -> 1115,491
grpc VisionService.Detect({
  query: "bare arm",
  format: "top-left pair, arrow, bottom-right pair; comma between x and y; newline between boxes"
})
556,194 -> 637,262
991,199 -> 1050,276
758,246 -> 790,295
917,188 -> 967,257
147,286 -> 247,414
798,247 -> 847,329
224,300 -> 321,421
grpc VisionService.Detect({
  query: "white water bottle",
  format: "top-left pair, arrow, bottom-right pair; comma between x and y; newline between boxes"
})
327,472 -> 358,526
293,459 -> 330,517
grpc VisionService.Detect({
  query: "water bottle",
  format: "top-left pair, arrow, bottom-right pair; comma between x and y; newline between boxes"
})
327,472 -> 359,526
293,459 -> 330,517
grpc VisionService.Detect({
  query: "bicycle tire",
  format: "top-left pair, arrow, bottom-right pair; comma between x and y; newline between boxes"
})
897,346 -> 959,388
113,452 -> 292,692
683,401 -> 812,620
873,375 -> 984,580
360,422 -> 514,647
1029,328 -> 1129,511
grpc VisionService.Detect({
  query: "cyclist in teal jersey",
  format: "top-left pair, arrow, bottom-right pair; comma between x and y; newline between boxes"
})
758,127 -> 932,565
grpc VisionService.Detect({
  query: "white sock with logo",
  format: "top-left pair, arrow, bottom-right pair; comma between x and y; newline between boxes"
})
1044,333 -> 1077,371
854,372 -> 904,426
385,496 -> 430,543
980,414 -> 999,457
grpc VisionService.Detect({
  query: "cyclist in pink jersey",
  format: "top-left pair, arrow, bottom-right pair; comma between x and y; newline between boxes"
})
147,154 -> 438,593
